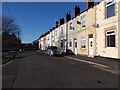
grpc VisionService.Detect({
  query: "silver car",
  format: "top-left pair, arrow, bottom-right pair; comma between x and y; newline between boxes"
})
45,46 -> 62,56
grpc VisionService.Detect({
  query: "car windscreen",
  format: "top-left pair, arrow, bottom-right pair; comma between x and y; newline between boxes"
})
51,46 -> 57,50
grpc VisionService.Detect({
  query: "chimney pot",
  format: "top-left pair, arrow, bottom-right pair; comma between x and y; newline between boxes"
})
66,12 -> 71,22
74,5 -> 80,17
55,21 -> 59,28
60,18 -> 64,25
86,0 -> 94,9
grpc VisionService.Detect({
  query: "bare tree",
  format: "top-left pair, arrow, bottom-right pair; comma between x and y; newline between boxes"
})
2,16 -> 21,38
2,16 -> 21,50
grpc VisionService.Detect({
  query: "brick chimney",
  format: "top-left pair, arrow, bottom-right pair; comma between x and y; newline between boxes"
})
86,0 -> 94,9
74,6 -> 80,17
66,12 -> 71,22
60,18 -> 64,25
55,21 -> 59,28
52,27 -> 55,30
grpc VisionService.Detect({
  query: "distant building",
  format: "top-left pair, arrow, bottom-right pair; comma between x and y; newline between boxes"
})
32,39 -> 39,50
21,43 -> 32,51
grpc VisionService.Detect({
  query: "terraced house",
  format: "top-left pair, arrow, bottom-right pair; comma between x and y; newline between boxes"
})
96,0 -> 120,58
58,18 -> 67,53
67,6 -> 80,55
39,0 -> 120,59
77,1 -> 96,57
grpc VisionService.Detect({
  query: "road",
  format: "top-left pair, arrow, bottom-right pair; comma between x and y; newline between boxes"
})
2,51 -> 119,88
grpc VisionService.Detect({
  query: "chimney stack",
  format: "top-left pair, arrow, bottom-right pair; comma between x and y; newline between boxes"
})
74,6 -> 80,17
60,18 -> 64,25
55,21 -> 59,28
66,12 -> 71,22
86,0 -> 94,9
52,27 -> 55,30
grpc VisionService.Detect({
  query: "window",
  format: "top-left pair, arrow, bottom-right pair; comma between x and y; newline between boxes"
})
106,30 -> 115,47
81,15 -> 86,29
106,0 -> 115,18
81,36 -> 86,48
51,32 -> 54,37
55,30 -> 57,36
48,36 -> 49,40
75,42 -> 77,48
52,31 -> 54,37
69,39 -> 72,47
61,40 -> 63,47
69,42 -> 72,47
61,27 -> 63,35
69,22 -> 73,30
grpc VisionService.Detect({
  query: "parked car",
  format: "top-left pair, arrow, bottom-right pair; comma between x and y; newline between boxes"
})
45,46 -> 62,56
66,49 -> 74,55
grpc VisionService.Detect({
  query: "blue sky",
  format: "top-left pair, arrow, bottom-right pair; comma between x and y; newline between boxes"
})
2,2 -> 86,43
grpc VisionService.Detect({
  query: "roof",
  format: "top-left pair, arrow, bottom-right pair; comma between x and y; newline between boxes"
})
39,1 -> 102,39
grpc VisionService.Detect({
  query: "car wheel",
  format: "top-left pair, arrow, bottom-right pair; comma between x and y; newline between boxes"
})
50,51 -> 53,56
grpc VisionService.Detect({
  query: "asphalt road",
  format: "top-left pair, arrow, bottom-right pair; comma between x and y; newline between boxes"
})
2,51 -> 119,88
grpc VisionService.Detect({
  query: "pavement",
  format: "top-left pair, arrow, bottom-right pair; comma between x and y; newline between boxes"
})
65,54 -> 120,75
2,51 -> 18,64
2,50 -> 119,88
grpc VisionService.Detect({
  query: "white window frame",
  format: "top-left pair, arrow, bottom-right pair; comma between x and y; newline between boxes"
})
106,0 -> 115,18
81,15 -> 86,29
106,30 -> 115,48
51,32 -> 53,38
61,27 -> 64,35
55,30 -> 57,36
69,22 -> 73,30
69,39 -> 72,47
48,35 -> 49,40
81,36 -> 86,48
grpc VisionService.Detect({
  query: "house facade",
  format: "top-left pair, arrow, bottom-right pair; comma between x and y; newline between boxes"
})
57,18 -> 67,53
96,0 -> 120,59
38,0 -> 120,59
39,36 -> 44,50
68,18 -> 79,55
77,2 -> 96,57
45,31 -> 51,48
67,6 -> 80,55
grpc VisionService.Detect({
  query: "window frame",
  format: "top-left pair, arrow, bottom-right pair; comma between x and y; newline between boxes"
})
55,30 -> 57,36
81,15 -> 86,29
81,36 -> 86,48
106,0 -> 115,18
69,22 -> 73,30
106,30 -> 116,48
61,27 -> 64,35
69,39 -> 72,47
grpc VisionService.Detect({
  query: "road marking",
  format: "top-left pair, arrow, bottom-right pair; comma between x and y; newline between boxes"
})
65,56 -> 110,69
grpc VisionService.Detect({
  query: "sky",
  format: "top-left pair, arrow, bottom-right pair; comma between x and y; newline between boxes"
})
2,2 -> 86,43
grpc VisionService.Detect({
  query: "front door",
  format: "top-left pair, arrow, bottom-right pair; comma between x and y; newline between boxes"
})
75,39 -> 77,55
89,34 -> 93,56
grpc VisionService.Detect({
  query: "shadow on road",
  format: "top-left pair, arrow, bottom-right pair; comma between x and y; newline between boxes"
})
14,56 -> 25,59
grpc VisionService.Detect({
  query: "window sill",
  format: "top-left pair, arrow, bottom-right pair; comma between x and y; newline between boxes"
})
81,26 -> 86,29
105,15 -> 115,20
106,47 -> 116,49
81,48 -> 86,49
81,28 -> 86,30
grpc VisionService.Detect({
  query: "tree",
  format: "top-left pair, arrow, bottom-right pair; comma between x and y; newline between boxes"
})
2,16 -> 21,37
2,16 -> 21,50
